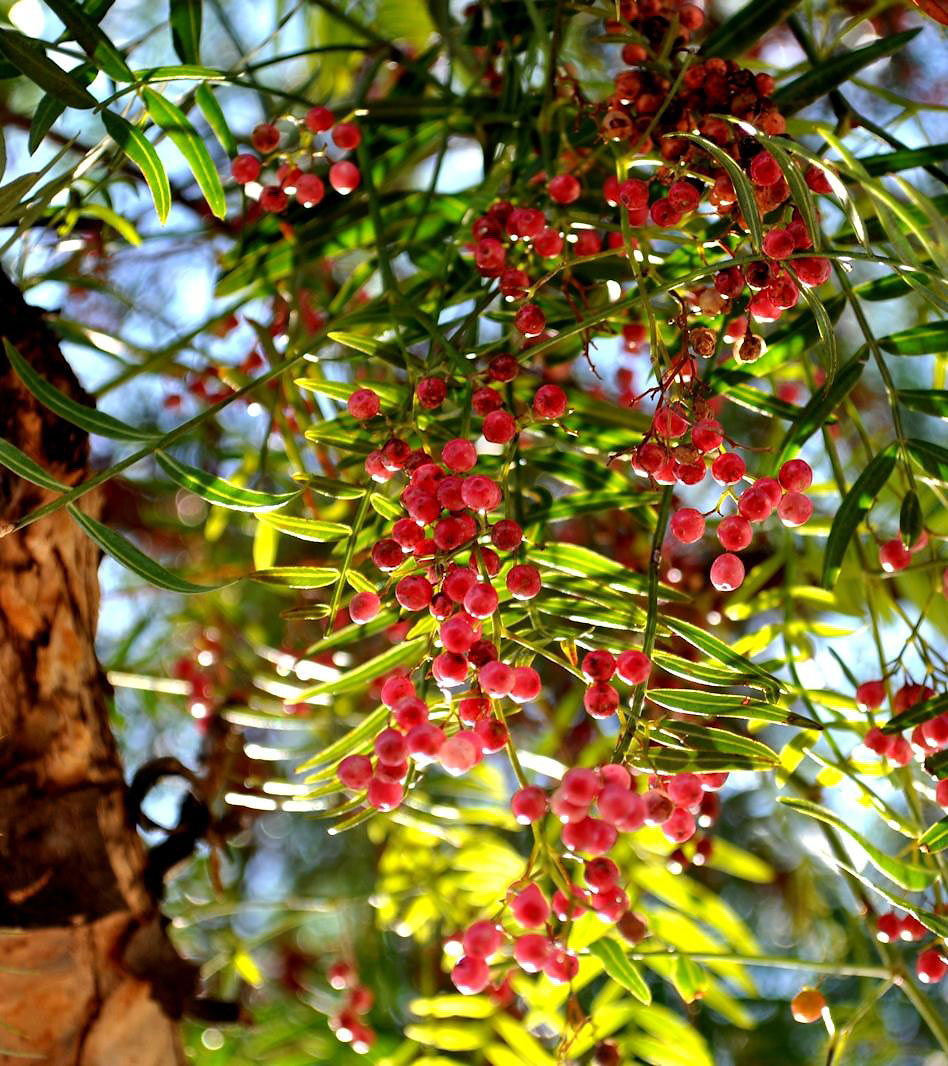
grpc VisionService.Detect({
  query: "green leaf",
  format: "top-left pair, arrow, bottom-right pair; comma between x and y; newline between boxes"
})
860,144 -> 948,177
646,688 -> 821,728
699,0 -> 803,59
878,321 -> 948,355
883,693 -> 948,735
293,473 -> 367,500
194,83 -> 235,156
251,566 -> 339,589
155,451 -> 298,511
919,817 -> 948,855
831,858 -> 948,938
588,938 -> 651,1004
654,722 -> 778,768
532,543 -> 688,601
678,132 -> 762,251
821,444 -> 898,588
774,346 -> 868,468
899,490 -> 923,548
142,87 -> 226,219
297,706 -> 390,774
672,956 -> 708,1004
898,388 -> 948,420
255,513 -> 351,542
102,110 -> 171,223
296,638 -> 428,701
42,0 -> 133,81
0,28 -> 97,108
0,437 -> 68,493
773,29 -> 921,115
170,0 -> 202,64
779,797 -> 939,891
907,438 -> 948,486
68,504 -> 227,593
661,616 -> 782,695
29,62 -> 96,154
794,277 -> 839,382
627,747 -> 767,774
4,339 -> 157,442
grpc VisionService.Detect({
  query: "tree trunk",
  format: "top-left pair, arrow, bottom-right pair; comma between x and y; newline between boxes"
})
0,273 -> 187,1065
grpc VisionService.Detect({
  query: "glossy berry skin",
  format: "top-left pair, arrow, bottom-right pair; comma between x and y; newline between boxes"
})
338,754 -> 373,789
880,538 -> 911,572
584,682 -> 619,719
791,987 -> 826,1023
349,591 -> 381,625
416,376 -> 447,409
510,884 -> 550,927
937,779 -> 948,807
483,409 -> 517,444
514,934 -> 551,972
463,921 -> 503,958
511,666 -> 542,703
805,165 -> 833,193
305,106 -> 334,132
295,173 -> 325,207
582,650 -> 616,682
515,303 -> 545,336
533,228 -> 564,257
917,948 -> 948,984
452,955 -> 490,995
367,777 -> 403,810
856,680 -> 886,710
717,516 -> 752,552
778,492 -> 813,527
549,174 -> 581,204
616,650 -> 650,685
507,564 -> 541,600
875,912 -> 902,943
533,384 -> 568,420
251,123 -> 280,153
749,151 -> 781,186
671,507 -> 705,543
331,123 -> 361,150
439,732 -> 481,775
710,553 -> 745,592
442,438 -> 477,472
544,947 -> 579,984
779,458 -> 813,492
231,154 -> 261,184
711,452 -> 746,485
692,419 -> 724,452
329,161 -> 360,193
512,785 -> 547,824
763,228 -> 795,259
738,487 -> 773,523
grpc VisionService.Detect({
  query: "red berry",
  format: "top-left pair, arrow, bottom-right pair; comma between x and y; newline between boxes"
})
452,955 -> 490,995
791,987 -> 826,1023
515,303 -> 545,336
432,651 -> 469,687
260,185 -> 288,213
617,179 -> 649,209
616,650 -> 650,685
305,106 -> 334,132
880,538 -> 911,573
738,486 -> 773,523
349,591 -> 381,624
464,582 -> 499,619
463,921 -> 503,958
367,777 -> 403,810
670,507 -> 705,543
667,179 -> 699,213
514,934 -> 551,972
549,174 -> 581,204
692,419 -> 724,452
416,376 -> 447,409
777,492 -> 813,527
796,257 -> 831,287
749,151 -> 782,186
917,948 -> 948,984
347,388 -> 380,420
251,123 -> 280,153
406,722 -> 446,764
510,883 -> 550,927
472,386 -> 503,415
779,458 -> 813,492
512,785 -> 547,824
543,947 -> 579,984
711,452 -> 746,485
491,519 -> 523,551
582,649 -> 617,682
329,161 -> 361,194
331,123 -> 361,151
511,666 -> 541,703
395,575 -> 433,612
295,173 -> 325,207
561,768 -> 601,806
533,384 -> 568,420
584,682 -> 620,719
856,680 -> 886,710
461,474 -> 501,511
875,912 -> 902,943
805,165 -> 833,194
478,660 -> 515,698
937,779 -> 948,807
338,754 -> 373,789
717,515 -> 752,551
710,553 -> 745,591
650,197 -> 682,227
483,409 -> 517,444
533,227 -> 564,257
439,731 -> 482,775
231,154 -> 261,184
507,564 -> 541,600
442,438 -> 477,472
763,228 -> 795,259
372,539 -> 404,571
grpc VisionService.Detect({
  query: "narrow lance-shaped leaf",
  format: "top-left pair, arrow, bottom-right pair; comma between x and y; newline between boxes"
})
170,0 -> 202,64
195,83 -> 236,156
662,616 -> 783,694
897,389 -> 948,420
296,638 -> 428,701
699,0 -> 804,59
142,87 -> 227,219
102,110 -> 171,224
822,444 -> 898,588
646,688 -> 821,728
42,0 -> 133,81
919,817 -> 948,855
883,693 -> 948,735
780,797 -> 939,891
29,63 -> 97,154
68,504 -> 230,594
251,567 -> 340,589
773,28 -> 921,115
775,346 -> 868,469
677,132 -> 763,252
255,513 -> 352,542
588,938 -> 652,1004
0,28 -> 97,109
860,144 -> 948,177
907,439 -> 948,486
0,438 -> 68,494
4,339 -> 158,442
156,451 -> 299,511
900,490 -> 923,547
878,321 -> 948,355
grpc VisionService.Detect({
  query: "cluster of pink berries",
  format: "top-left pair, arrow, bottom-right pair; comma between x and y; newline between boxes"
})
511,761 -> 725,855
450,862 -> 652,995
325,961 -> 375,1053
876,914 -> 948,984
576,647 -> 650,719
230,108 -> 362,213
632,405 -> 814,590
860,680 -> 942,767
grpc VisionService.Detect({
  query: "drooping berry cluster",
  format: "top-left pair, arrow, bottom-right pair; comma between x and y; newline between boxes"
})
230,108 -> 363,213
325,961 -> 375,1053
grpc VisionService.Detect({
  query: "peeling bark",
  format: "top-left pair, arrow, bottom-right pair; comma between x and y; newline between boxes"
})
0,272 -> 186,1065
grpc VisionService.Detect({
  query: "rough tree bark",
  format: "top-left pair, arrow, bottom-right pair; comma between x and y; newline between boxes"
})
0,272 -> 189,1065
